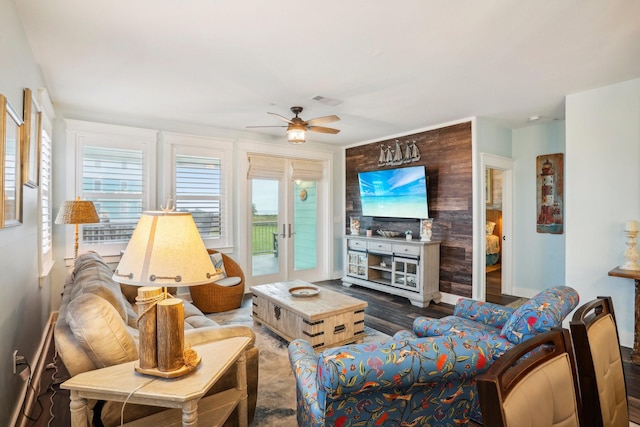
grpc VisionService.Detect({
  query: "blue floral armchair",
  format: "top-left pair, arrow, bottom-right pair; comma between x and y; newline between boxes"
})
287,285 -> 579,427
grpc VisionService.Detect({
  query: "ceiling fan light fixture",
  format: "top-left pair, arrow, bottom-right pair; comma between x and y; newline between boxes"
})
287,123 -> 306,144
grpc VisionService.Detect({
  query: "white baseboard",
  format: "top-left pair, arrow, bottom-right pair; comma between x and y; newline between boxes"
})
439,291 -> 463,306
11,311 -> 58,427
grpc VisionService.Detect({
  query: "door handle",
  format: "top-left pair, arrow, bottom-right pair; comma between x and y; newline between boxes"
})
281,224 -> 286,238
288,223 -> 293,238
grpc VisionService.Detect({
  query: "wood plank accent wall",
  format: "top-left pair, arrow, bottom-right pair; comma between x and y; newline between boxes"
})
345,122 -> 473,297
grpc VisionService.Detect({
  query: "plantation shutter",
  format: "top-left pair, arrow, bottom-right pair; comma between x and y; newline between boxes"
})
81,146 -> 144,243
247,155 -> 286,179
291,159 -> 323,181
38,88 -> 55,276
40,129 -> 52,262
175,154 -> 222,239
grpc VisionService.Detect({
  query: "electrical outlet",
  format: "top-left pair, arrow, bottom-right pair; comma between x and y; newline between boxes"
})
12,350 -> 25,375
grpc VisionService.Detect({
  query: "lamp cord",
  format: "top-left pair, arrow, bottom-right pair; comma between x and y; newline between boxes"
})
46,349 -> 60,427
120,378 -> 155,426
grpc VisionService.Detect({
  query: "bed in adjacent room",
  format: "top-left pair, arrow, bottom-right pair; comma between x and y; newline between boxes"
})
486,209 -> 502,266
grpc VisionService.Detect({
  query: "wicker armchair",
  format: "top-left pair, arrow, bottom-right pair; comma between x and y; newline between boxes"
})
189,249 -> 246,313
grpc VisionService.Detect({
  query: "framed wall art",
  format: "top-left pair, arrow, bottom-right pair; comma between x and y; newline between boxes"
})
536,153 -> 563,234
22,88 -> 41,188
0,94 -> 24,228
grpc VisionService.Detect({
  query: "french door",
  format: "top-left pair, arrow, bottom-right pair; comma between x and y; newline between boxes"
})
248,157 -> 324,284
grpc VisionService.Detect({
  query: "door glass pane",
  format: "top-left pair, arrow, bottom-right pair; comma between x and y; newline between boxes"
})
251,179 -> 279,276
293,180 -> 317,271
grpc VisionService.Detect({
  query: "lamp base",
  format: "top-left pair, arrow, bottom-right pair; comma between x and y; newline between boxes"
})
620,262 -> 640,272
134,352 -> 201,378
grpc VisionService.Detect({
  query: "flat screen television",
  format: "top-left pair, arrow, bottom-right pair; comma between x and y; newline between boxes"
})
357,165 -> 429,219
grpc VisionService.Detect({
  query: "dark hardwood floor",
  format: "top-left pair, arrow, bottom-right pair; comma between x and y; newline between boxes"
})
23,279 -> 640,426
485,267 -> 522,306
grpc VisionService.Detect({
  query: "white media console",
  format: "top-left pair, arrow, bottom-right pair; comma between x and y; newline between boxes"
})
342,235 -> 441,307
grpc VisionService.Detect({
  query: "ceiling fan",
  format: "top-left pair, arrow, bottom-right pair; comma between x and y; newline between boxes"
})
247,106 -> 340,144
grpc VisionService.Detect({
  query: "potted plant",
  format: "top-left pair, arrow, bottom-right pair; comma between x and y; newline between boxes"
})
405,230 -> 412,241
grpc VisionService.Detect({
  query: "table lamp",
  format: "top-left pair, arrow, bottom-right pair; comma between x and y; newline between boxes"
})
622,220 -> 640,271
113,210 -> 221,377
55,197 -> 100,260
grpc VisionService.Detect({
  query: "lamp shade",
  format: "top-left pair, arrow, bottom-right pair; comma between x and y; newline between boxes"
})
55,199 -> 100,225
113,211 -> 219,287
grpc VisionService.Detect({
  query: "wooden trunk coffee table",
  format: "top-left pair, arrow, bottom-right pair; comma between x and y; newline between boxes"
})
251,280 -> 368,350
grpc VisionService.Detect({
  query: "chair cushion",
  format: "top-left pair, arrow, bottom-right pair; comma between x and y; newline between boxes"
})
500,286 -> 579,344
503,353 -> 580,427
215,276 -> 242,287
66,293 -> 138,368
210,252 -> 227,279
589,314 -> 629,425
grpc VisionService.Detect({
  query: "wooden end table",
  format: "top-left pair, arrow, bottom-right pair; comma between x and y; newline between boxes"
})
62,336 -> 251,427
609,267 -> 640,365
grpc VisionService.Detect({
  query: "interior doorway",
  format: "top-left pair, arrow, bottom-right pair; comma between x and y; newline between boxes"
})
485,168 -> 509,304
480,154 -> 516,304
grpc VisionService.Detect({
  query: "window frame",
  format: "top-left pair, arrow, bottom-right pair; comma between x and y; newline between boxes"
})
65,120 -> 157,257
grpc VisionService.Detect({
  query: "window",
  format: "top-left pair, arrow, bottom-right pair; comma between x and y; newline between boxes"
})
82,146 -> 144,243
162,133 -> 234,248
40,131 -> 53,264
66,121 -> 233,257
66,120 -> 157,256
38,88 -> 54,277
175,154 -> 222,238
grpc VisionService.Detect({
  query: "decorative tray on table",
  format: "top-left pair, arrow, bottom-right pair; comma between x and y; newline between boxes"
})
289,285 -> 321,297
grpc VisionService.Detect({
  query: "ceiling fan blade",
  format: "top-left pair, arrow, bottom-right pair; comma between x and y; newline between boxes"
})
308,126 -> 340,134
305,115 -> 340,126
246,125 -> 288,128
267,112 -> 293,124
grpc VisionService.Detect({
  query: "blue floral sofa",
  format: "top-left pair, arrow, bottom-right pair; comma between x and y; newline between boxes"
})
287,285 -> 579,427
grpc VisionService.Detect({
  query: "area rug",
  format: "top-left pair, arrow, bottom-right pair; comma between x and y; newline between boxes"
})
207,305 -> 391,427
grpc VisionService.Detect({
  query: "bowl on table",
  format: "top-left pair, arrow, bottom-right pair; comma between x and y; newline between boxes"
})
376,230 -> 401,238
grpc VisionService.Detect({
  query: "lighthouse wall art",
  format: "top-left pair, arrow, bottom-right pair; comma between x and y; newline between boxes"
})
536,153 -> 564,234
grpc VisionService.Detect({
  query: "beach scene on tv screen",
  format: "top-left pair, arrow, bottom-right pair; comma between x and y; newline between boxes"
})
358,166 -> 429,218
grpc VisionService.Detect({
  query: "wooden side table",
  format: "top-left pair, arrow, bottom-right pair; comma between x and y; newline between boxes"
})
608,267 -> 640,365
62,336 -> 251,427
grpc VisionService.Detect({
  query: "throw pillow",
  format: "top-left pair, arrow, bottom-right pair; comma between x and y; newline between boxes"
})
71,252 -> 129,324
486,221 -> 496,235
500,286 -> 579,344
210,252 -> 227,279
66,293 -> 138,368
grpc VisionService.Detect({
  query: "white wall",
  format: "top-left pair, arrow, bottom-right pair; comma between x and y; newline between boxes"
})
565,78 -> 640,348
0,0 -> 52,424
476,118 -> 512,158
512,121 -> 566,296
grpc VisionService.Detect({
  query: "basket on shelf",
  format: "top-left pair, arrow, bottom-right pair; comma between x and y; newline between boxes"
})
189,249 -> 245,313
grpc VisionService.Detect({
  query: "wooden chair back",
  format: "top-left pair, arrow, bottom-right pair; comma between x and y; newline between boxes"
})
477,328 -> 582,427
570,296 -> 629,427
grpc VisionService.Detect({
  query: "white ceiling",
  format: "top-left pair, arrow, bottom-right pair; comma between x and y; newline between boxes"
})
14,0 -> 640,146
